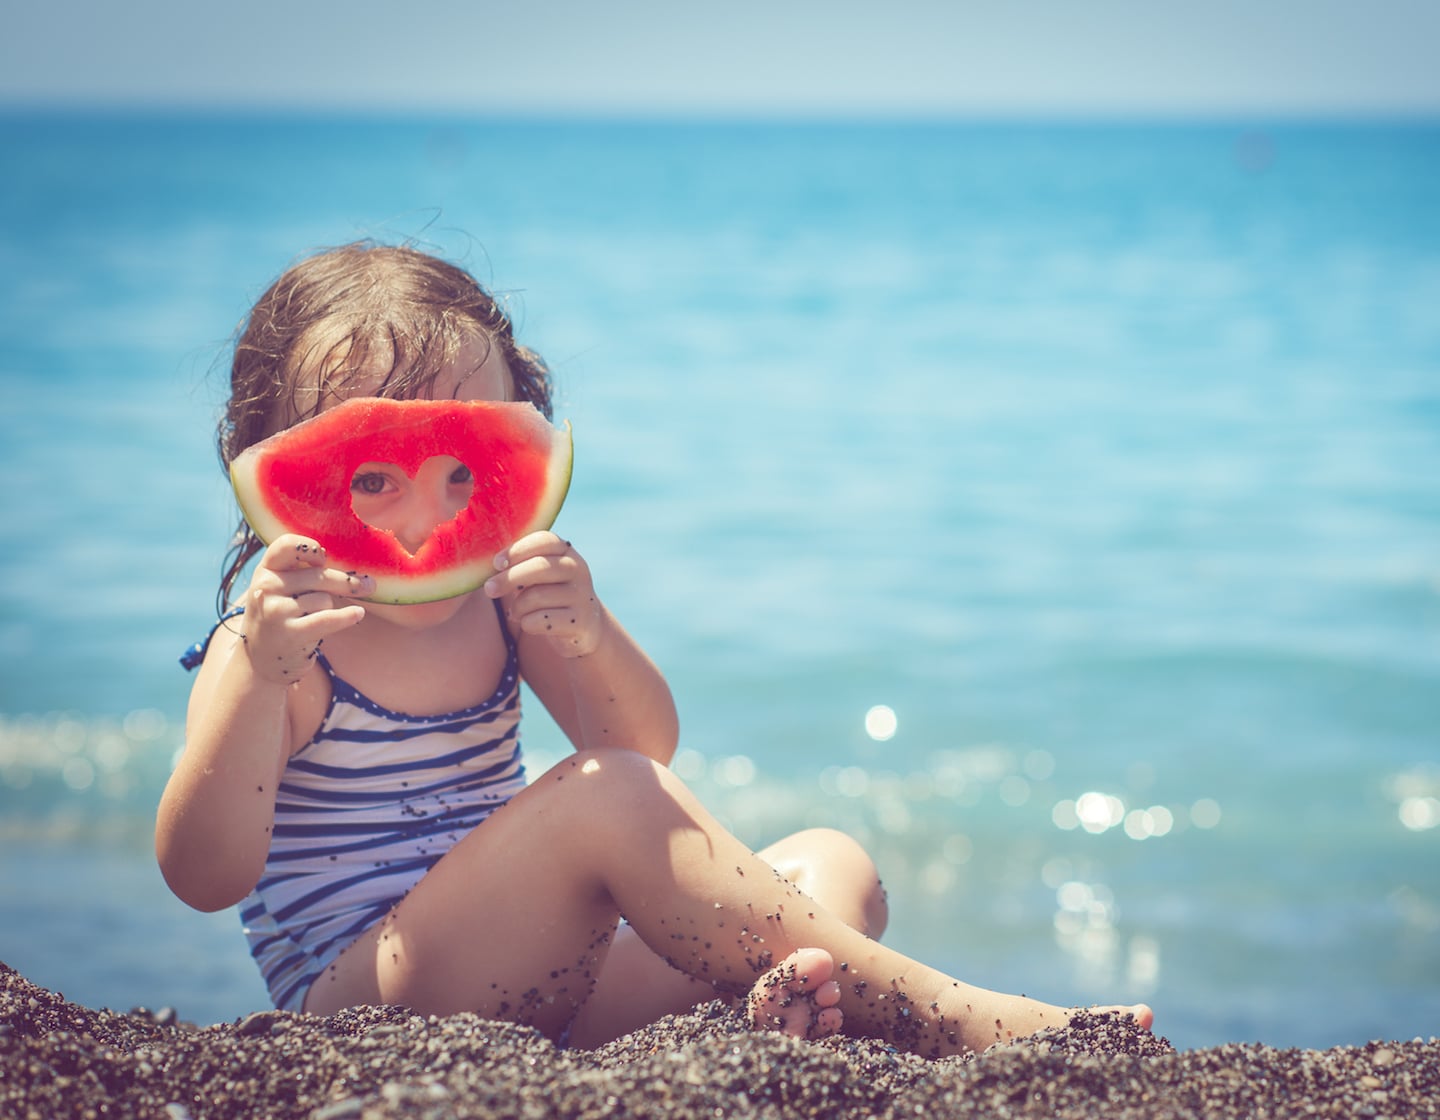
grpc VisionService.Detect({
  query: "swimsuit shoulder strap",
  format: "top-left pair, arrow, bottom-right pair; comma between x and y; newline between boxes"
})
179,606 -> 246,671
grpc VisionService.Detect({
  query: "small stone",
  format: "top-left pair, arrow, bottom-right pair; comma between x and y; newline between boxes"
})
236,1010 -> 280,1036
311,1100 -> 365,1120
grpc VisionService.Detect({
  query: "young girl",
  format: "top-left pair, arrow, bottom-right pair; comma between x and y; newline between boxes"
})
157,242 -> 1153,1055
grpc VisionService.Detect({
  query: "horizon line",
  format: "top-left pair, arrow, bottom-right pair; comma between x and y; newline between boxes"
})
3,99 -> 1439,127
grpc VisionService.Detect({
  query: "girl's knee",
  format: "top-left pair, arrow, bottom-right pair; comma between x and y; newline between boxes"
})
538,749 -> 691,818
555,748 -> 670,785
763,827 -> 889,939
771,827 -> 877,875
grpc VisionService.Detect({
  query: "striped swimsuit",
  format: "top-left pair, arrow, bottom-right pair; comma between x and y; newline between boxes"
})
194,605 -> 529,1012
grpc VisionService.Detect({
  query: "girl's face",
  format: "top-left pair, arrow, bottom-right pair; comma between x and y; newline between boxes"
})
331,332 -> 516,627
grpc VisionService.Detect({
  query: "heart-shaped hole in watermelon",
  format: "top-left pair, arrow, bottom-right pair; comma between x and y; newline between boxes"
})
349,456 -> 476,556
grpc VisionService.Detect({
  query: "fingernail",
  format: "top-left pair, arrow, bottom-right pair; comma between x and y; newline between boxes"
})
483,578 -> 499,597
493,552 -> 509,571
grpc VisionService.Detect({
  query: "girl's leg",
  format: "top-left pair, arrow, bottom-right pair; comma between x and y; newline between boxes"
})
762,827 -> 890,939
307,750 -> 1151,1057
565,826 -> 890,1047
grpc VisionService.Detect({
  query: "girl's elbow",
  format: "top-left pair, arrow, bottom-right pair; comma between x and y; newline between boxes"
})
629,700 -> 679,764
173,881 -> 243,914
158,858 -> 255,913
656,720 -> 680,766
633,719 -> 679,768
155,826 -> 260,912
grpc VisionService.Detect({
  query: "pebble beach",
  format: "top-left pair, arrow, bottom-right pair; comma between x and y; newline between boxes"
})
4,963 -> 1435,1120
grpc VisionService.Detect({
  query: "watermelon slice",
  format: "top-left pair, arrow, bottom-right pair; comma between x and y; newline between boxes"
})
230,398 -> 573,604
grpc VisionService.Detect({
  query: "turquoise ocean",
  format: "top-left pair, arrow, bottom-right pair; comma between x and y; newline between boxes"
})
1,115 -> 1436,1051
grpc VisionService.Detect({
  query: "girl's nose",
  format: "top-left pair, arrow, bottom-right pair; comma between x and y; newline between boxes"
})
394,459 -> 471,554
394,494 -> 448,554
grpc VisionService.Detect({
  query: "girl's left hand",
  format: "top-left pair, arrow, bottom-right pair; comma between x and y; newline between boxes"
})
483,531 -> 605,659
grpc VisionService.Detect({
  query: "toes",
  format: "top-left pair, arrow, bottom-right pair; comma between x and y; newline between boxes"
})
1079,1003 -> 1156,1032
813,1005 -> 844,1040
784,947 -> 835,990
746,948 -> 841,1041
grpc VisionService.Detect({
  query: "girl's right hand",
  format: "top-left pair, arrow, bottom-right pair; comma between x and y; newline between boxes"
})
240,534 -> 372,684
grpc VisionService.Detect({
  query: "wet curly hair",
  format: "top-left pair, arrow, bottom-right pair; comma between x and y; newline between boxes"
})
214,241 -> 553,612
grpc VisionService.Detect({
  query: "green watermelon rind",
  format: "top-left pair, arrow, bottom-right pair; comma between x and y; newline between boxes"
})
229,403 -> 574,606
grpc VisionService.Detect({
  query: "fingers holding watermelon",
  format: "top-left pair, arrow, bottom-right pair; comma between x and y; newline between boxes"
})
484,531 -> 604,659
242,535 -> 372,683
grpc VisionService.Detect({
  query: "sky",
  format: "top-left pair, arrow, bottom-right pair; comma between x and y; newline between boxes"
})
4,0 -> 1440,118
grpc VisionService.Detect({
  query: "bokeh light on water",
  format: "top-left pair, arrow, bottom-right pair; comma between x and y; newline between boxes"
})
863,704 -> 898,742
1386,767 -> 1440,832
0,711 -> 177,844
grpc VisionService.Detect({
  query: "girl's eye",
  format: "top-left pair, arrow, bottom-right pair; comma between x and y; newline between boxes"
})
351,473 -> 389,496
449,464 -> 474,486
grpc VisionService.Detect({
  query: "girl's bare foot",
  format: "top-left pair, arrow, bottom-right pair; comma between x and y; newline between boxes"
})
932,987 -> 1156,1054
1077,1003 -> 1155,1034
745,947 -> 844,1041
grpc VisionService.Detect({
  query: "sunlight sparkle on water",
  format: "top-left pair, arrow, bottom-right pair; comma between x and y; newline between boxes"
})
710,754 -> 757,788
1190,798 -> 1222,829
1399,797 -> 1440,831
1,710 -> 171,802
1385,767 -> 1440,831
863,704 -> 898,742
1123,805 -> 1175,840
1053,792 -> 1219,838
1076,791 -> 1126,834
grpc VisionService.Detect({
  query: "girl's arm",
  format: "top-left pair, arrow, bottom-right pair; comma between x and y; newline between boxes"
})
486,532 -> 679,764
155,536 -> 371,911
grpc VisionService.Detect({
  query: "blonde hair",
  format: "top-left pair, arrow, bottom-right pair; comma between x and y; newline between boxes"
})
215,241 -> 553,609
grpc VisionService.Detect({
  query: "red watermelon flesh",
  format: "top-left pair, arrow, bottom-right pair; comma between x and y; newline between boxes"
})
230,398 -> 573,604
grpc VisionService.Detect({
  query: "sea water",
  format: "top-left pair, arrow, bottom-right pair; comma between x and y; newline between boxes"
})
0,115 -> 1436,1050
